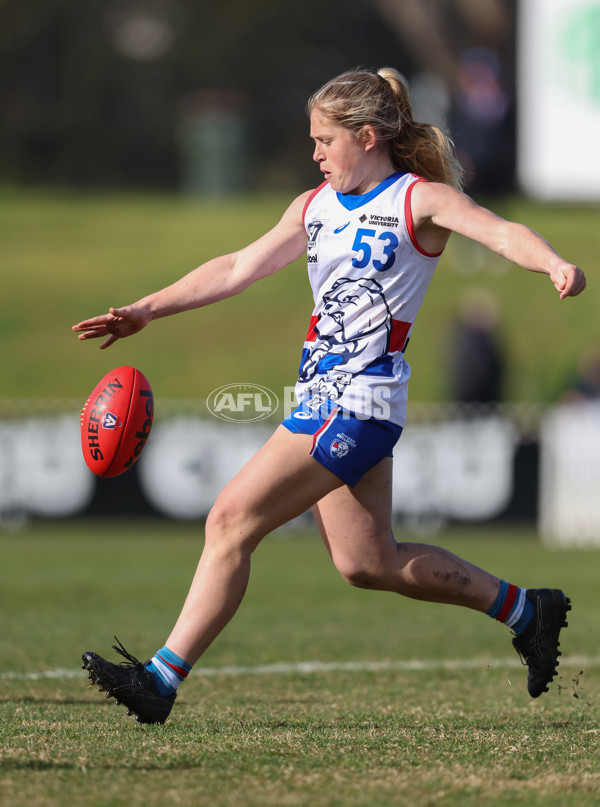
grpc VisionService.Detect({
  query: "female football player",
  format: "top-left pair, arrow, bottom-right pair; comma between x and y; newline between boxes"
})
73,67 -> 585,724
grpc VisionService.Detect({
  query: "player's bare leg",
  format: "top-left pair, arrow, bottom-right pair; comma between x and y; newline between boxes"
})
82,427 -> 344,723
165,426 -> 345,664
313,458 -> 570,698
312,457 -> 500,609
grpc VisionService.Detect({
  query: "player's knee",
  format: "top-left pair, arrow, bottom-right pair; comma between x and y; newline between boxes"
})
335,557 -> 385,590
205,494 -> 262,555
206,497 -> 246,549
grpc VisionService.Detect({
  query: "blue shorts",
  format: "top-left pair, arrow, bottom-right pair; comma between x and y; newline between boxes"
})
281,398 -> 403,487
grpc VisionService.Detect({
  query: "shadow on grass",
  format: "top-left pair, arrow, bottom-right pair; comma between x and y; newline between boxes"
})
1,696 -> 96,706
0,759 -> 200,771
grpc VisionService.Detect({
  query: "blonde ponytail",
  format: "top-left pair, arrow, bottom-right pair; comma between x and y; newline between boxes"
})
308,67 -> 464,190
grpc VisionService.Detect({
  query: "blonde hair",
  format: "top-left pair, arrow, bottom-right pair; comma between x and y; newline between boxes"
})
307,67 -> 463,190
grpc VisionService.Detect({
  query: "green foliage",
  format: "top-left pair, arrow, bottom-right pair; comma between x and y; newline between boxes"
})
1,522 -> 599,806
0,188 -> 597,404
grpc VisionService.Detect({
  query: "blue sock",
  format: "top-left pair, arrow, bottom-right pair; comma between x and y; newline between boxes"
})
487,580 -> 533,636
145,646 -> 192,697
512,597 -> 534,635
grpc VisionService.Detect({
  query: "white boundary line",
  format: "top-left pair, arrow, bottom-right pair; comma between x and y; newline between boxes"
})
1,655 -> 598,681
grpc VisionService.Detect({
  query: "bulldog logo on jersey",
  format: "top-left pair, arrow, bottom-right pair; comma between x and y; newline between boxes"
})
299,276 -> 392,398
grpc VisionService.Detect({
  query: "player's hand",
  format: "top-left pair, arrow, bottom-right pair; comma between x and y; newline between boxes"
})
550,264 -> 587,299
72,305 -> 151,349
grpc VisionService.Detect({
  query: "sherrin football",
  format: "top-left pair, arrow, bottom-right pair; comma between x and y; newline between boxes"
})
80,366 -> 154,477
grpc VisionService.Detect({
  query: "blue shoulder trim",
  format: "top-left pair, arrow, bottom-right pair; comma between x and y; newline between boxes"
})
336,171 -> 406,211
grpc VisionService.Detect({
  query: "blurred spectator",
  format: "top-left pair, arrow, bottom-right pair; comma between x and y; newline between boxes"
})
450,46 -> 514,192
561,348 -> 600,403
373,0 -> 516,193
447,288 -> 505,406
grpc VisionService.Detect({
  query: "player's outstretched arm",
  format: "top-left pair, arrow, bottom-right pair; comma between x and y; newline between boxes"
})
412,182 -> 587,300
72,191 -> 311,348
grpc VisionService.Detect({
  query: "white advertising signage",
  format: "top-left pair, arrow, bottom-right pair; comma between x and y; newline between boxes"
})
518,0 -> 600,200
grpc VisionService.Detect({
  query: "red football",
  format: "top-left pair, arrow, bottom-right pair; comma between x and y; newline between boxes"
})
80,366 -> 154,477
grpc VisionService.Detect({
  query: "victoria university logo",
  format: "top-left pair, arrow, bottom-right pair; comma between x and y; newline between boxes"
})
207,384 -> 279,423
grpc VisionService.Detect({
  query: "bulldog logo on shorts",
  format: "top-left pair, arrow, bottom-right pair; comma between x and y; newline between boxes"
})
330,439 -> 350,458
330,430 -> 357,458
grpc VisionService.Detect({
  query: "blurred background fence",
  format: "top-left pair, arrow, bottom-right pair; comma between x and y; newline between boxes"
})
2,400 -> 600,546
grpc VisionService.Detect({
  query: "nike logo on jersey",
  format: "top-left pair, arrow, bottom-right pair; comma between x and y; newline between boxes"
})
333,222 -> 351,234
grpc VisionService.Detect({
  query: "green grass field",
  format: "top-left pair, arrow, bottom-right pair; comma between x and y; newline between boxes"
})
1,187 -> 599,805
0,187 -> 598,406
1,522 -> 599,807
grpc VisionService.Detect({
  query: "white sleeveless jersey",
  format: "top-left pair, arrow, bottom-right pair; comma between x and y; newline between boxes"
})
296,171 -> 443,427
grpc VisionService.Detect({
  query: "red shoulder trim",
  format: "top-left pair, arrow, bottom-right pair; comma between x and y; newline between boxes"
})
404,178 -> 444,258
302,180 -> 329,226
